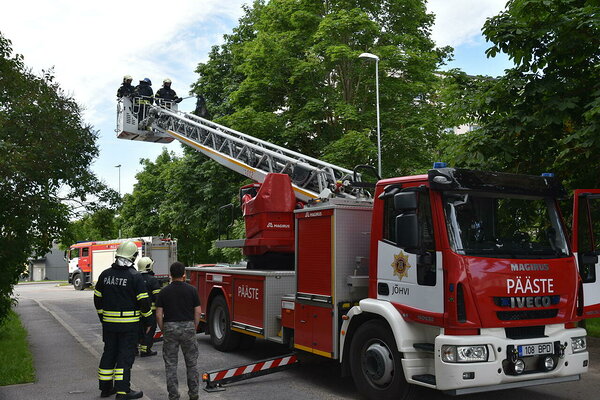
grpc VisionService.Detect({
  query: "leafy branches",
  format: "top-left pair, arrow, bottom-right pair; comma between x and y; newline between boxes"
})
442,0 -> 600,190
193,0 -> 452,177
0,32 -> 102,323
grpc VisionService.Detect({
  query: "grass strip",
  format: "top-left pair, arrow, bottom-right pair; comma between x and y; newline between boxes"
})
586,318 -> 600,338
0,310 -> 35,385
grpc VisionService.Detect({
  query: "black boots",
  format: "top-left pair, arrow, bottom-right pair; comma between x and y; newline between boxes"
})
140,350 -> 157,357
115,390 -> 143,399
100,387 -> 116,398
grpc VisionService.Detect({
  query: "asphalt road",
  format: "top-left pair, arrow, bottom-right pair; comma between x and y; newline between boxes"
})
8,282 -> 600,400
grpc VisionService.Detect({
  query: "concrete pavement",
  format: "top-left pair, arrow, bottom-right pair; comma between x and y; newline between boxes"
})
0,297 -> 151,400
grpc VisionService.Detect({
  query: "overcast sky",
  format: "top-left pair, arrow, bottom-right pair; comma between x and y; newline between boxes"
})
1,0 -> 511,196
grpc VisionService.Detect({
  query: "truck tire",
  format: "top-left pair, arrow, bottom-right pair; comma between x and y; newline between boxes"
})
209,296 -> 240,352
349,320 -> 415,400
73,274 -> 85,291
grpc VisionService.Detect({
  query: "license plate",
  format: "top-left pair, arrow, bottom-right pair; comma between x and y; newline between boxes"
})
517,342 -> 553,357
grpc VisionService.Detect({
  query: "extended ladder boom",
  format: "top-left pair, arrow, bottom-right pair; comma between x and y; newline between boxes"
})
117,97 -> 361,202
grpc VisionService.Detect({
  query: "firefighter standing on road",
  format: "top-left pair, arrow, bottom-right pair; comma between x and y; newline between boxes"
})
94,241 -> 153,400
137,256 -> 161,357
155,78 -> 182,108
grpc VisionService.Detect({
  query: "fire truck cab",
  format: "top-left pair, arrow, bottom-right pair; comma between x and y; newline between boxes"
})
339,168 -> 596,397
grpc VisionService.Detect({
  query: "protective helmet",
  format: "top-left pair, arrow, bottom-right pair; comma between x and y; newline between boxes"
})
143,78 -> 152,85
124,74 -> 133,81
115,241 -> 139,261
163,78 -> 172,84
137,257 -> 154,272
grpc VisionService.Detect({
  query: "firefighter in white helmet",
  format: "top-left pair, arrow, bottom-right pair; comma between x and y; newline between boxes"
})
137,256 -> 161,357
117,75 -> 135,98
94,241 -> 151,399
155,78 -> 182,108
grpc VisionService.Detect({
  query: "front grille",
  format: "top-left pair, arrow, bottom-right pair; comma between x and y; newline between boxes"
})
505,326 -> 545,339
497,309 -> 558,321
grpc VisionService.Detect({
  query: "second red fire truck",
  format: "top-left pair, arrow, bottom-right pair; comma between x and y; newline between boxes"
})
67,236 -> 177,290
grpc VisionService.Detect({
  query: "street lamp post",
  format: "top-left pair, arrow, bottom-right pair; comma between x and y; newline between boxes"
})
358,52 -> 382,177
115,164 -> 122,196
115,164 -> 122,238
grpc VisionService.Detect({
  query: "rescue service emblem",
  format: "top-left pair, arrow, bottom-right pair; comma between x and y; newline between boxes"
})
391,251 -> 411,280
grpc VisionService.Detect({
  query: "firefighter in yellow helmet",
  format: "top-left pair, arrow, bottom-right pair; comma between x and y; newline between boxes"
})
94,241 -> 151,399
137,257 -> 161,357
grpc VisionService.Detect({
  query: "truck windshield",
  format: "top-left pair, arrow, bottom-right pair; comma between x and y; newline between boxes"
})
443,192 -> 569,259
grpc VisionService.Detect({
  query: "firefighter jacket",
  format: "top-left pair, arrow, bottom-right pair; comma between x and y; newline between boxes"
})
94,263 -> 153,332
155,87 -> 180,103
141,271 -> 161,311
133,82 -> 154,104
117,83 -> 135,98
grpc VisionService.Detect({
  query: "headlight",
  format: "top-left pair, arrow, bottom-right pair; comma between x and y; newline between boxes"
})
571,336 -> 587,353
441,345 -> 488,363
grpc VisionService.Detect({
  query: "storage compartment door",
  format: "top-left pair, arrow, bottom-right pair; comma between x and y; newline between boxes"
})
294,303 -> 333,357
232,277 -> 264,333
296,211 -> 333,295
150,246 -> 170,277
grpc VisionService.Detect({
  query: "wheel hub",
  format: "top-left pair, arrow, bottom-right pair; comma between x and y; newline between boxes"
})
363,342 -> 393,386
212,308 -> 225,338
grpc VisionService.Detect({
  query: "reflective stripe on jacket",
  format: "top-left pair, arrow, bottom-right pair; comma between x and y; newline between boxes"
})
94,263 -> 153,331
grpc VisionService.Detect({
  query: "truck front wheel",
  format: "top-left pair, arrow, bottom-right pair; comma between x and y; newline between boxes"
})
349,320 -> 415,400
73,274 -> 85,291
209,296 -> 240,352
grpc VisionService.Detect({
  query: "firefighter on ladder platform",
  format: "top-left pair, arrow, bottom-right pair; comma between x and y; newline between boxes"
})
133,78 -> 154,124
137,256 -> 161,357
155,78 -> 182,109
94,241 -> 153,399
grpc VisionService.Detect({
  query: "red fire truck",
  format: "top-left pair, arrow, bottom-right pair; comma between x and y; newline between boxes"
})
117,98 -> 599,399
67,236 -> 177,290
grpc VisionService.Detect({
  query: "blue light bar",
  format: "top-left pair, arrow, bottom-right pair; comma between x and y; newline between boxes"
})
541,172 -> 555,177
433,162 -> 448,168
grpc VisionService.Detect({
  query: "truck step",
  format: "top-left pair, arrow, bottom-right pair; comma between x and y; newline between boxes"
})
413,343 -> 435,352
412,374 -> 436,385
203,353 -> 298,392
267,336 -> 284,344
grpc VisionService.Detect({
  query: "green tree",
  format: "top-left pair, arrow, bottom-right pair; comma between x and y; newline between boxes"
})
119,148 -> 244,266
193,0 -> 452,177
0,32 -> 102,323
124,0 -> 453,267
443,0 -> 600,190
64,208 -> 120,243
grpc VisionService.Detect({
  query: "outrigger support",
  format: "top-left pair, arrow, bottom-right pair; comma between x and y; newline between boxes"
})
202,353 -> 299,392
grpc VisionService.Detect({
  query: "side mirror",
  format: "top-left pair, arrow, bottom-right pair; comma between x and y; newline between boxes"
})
581,253 -> 599,265
394,192 -> 418,211
395,214 -> 419,251
579,253 -> 598,284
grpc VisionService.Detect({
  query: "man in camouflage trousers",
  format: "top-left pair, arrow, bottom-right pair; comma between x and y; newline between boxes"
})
156,262 -> 202,400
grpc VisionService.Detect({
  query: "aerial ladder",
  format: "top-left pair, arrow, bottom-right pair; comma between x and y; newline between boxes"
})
116,96 -> 374,269
116,97 -> 372,203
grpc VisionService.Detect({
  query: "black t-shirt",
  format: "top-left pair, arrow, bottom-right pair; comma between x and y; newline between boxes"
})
156,281 -> 200,322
